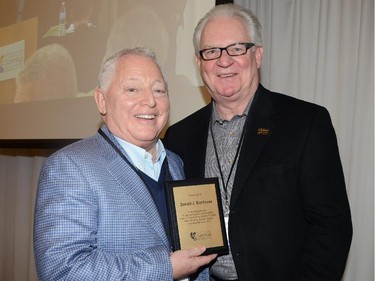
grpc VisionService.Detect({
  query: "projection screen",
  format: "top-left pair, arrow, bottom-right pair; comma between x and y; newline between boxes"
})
0,0 -> 214,144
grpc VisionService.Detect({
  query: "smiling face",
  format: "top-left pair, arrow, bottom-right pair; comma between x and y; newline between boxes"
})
196,16 -> 263,117
95,54 -> 169,152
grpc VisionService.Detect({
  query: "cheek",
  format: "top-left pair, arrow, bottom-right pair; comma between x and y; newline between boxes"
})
160,101 -> 170,119
199,61 -> 213,74
116,99 -> 136,113
160,97 -> 170,110
240,60 -> 256,75
158,100 -> 170,125
201,67 -> 217,86
165,100 -> 170,113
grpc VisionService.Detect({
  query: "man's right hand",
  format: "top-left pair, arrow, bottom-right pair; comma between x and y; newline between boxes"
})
170,246 -> 217,280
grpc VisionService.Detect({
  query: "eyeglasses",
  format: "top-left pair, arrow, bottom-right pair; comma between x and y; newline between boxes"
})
199,42 -> 255,61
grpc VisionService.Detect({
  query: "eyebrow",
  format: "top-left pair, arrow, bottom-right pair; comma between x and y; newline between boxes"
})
123,77 -> 166,87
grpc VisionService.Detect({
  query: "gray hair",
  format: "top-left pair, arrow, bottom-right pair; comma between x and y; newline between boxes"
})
193,4 -> 263,55
97,47 -> 167,93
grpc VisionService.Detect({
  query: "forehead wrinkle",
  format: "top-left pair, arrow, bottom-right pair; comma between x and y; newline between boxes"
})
118,75 -> 166,92
151,78 -> 166,87
123,76 -> 165,85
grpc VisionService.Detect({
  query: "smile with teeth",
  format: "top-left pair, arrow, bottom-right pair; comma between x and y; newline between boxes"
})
218,73 -> 236,78
136,114 -> 156,120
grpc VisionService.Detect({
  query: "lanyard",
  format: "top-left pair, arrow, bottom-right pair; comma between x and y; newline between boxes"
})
98,128 -> 171,184
209,116 -> 247,209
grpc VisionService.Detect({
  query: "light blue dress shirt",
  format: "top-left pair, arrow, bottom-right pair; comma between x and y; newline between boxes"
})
114,137 -> 167,181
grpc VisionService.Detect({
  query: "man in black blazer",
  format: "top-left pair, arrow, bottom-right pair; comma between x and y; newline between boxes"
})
164,4 -> 352,281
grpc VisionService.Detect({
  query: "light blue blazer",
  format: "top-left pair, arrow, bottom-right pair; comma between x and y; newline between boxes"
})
34,124 -> 209,280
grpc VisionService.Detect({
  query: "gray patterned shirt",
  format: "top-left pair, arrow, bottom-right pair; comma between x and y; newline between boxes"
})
206,100 -> 252,280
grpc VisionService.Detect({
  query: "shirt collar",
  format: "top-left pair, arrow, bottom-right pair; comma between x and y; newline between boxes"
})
114,136 -> 166,166
212,97 -> 253,124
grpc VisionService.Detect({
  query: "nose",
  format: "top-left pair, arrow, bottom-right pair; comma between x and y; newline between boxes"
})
140,88 -> 156,107
217,50 -> 234,67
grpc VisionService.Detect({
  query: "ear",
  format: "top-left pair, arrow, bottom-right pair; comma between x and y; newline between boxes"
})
254,46 -> 263,69
94,88 -> 107,116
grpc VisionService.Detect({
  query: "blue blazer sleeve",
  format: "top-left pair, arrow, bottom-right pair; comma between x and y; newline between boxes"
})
34,134 -> 176,280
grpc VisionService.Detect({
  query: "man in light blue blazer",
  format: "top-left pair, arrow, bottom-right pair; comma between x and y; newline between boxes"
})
33,47 -> 216,280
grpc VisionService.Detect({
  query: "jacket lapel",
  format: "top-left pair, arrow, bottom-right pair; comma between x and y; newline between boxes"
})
187,105 -> 212,178
98,125 -> 170,248
230,86 -> 276,208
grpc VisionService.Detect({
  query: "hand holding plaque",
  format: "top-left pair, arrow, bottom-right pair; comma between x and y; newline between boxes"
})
165,177 -> 228,255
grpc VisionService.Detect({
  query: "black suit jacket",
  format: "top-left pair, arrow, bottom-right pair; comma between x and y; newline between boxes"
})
164,84 -> 352,281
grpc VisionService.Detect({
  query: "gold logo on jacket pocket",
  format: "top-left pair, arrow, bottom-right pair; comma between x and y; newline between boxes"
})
257,128 -> 270,135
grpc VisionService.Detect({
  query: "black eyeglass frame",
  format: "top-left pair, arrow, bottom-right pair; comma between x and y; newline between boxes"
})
199,42 -> 255,61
